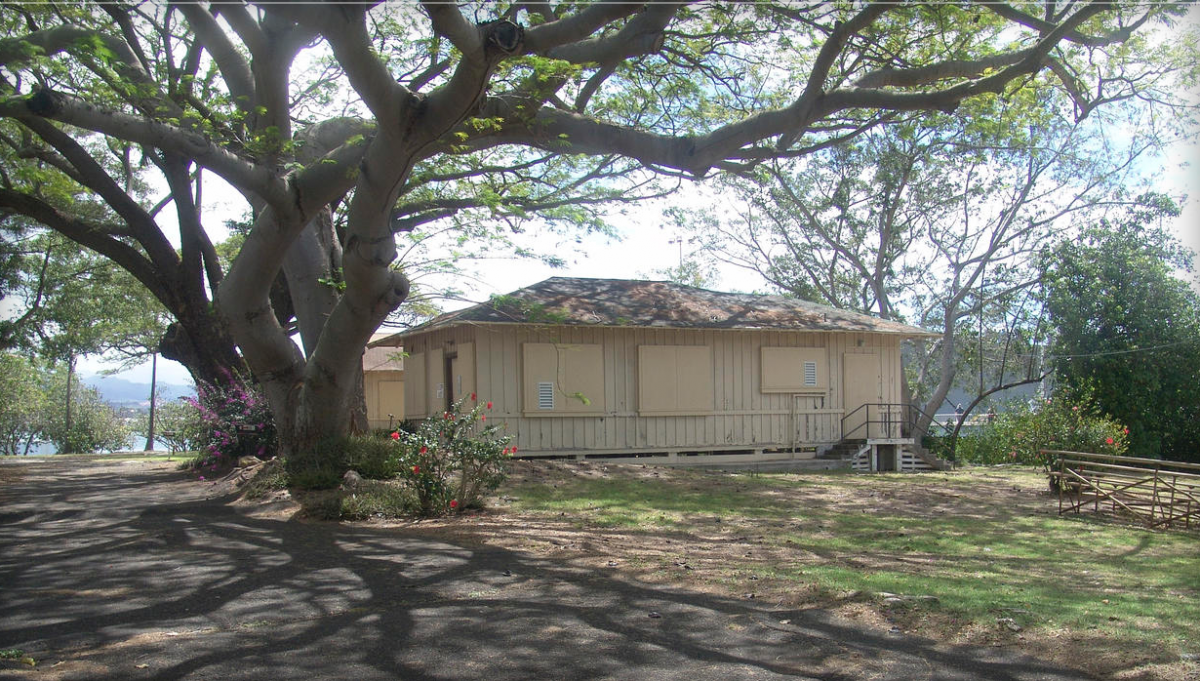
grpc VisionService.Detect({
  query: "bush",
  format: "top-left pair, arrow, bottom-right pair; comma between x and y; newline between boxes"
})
344,434 -> 403,480
394,396 -> 514,516
142,398 -> 204,453
285,437 -> 347,489
186,376 -> 277,474
338,481 -> 416,520
954,394 -> 1128,471
282,396 -> 514,518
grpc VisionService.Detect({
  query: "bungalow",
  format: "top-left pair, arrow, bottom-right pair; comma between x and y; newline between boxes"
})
370,277 -> 943,471
362,338 -> 405,431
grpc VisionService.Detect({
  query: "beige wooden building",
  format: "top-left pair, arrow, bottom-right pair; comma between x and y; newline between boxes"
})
371,278 -> 941,469
362,340 -> 405,431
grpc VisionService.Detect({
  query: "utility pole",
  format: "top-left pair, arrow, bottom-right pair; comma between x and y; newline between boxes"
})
144,353 -> 157,451
668,236 -> 683,269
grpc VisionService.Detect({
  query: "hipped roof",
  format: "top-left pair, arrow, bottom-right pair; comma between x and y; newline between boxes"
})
371,277 -> 936,346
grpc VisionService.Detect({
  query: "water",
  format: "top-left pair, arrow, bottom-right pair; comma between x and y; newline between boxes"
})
21,437 -> 172,456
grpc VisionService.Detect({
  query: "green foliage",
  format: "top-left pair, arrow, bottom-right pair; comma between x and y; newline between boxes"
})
337,481 -> 415,521
0,353 -> 46,455
343,434 -> 404,480
283,398 -> 512,518
954,395 -> 1128,470
0,232 -> 169,367
138,398 -> 204,453
1041,202 -> 1200,461
40,365 -> 131,455
393,396 -> 513,516
285,438 -> 348,490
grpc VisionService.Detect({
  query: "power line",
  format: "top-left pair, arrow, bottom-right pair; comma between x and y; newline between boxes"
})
1049,340 -> 1196,361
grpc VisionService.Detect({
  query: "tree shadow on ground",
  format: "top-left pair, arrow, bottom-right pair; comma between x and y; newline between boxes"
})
0,460 -> 1093,680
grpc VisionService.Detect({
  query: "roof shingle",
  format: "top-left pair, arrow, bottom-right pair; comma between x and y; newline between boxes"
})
373,277 -> 935,345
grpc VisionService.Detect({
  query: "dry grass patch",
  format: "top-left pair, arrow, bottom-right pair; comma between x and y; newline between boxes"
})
397,460 -> 1200,681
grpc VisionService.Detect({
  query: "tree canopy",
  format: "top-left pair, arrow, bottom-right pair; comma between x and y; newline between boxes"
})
1042,202 -> 1200,462
0,0 -> 1190,456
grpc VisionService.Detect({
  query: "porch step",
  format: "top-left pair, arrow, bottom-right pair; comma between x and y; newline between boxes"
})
835,439 -> 951,472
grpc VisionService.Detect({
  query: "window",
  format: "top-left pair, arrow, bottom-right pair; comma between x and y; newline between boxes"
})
522,343 -> 605,415
761,347 -> 827,392
638,345 -> 713,414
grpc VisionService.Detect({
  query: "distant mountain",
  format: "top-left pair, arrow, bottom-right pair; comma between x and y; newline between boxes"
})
81,375 -> 195,406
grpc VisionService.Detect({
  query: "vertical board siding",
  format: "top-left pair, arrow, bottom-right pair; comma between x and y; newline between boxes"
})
402,324 -> 910,455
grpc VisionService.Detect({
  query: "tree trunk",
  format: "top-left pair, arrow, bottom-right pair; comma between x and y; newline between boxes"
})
158,310 -> 247,387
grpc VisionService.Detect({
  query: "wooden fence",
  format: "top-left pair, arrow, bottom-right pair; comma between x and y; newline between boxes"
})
1046,450 -> 1200,530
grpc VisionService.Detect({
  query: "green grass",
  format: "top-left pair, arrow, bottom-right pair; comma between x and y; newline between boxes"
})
60,452 -> 189,463
507,467 -> 1200,653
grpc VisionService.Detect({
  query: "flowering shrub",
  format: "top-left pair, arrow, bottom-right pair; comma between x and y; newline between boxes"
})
393,395 -> 513,516
185,376 -> 277,475
955,395 -> 1127,471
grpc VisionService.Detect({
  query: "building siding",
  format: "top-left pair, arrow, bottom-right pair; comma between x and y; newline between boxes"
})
403,323 -> 904,456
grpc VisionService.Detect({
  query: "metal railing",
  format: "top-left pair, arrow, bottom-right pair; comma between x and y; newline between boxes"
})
840,403 -> 904,440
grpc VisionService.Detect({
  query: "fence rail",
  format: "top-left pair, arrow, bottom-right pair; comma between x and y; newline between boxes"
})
1046,449 -> 1200,530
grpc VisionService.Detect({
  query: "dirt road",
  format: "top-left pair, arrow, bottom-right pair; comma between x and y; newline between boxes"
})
0,457 -> 1095,680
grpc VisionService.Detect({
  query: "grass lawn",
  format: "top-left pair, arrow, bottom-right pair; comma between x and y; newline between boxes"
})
445,462 -> 1200,681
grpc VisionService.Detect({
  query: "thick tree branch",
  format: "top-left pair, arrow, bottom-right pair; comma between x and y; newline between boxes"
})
174,3 -> 256,112
17,115 -> 180,270
543,2 -> 677,64
0,188 -> 170,305
986,2 -> 1151,47
522,1 -> 646,55
3,92 -> 290,207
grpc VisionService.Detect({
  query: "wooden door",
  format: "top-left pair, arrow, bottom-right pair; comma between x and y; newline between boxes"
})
446,343 -> 475,410
843,351 -> 883,439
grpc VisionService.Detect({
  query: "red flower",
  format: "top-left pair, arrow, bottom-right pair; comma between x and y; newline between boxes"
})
1106,437 -> 1114,445
419,446 -> 428,454
471,392 -> 477,401
481,415 -> 486,422
444,412 -> 452,420
1123,427 -> 1129,435
486,401 -> 493,409
412,465 -> 420,474
449,499 -> 459,509
390,431 -> 400,441
510,445 -> 517,454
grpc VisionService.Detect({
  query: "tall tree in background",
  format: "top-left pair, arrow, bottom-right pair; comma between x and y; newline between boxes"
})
672,86 -> 1188,441
0,353 -> 45,455
1042,201 -> 1200,462
0,1 -> 1188,460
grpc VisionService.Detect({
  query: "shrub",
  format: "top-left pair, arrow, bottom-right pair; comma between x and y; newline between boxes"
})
142,398 -> 204,453
282,396 -> 514,518
955,394 -> 1128,471
186,376 -> 277,474
343,434 -> 403,480
394,395 -> 514,516
338,481 -> 416,520
285,437 -> 347,489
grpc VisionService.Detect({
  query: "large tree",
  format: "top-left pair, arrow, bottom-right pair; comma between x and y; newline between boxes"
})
0,1 -> 1186,458
1042,202 -> 1200,462
670,85 -> 1190,441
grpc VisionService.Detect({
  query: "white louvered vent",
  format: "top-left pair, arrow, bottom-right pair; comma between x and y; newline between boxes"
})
803,361 -> 818,387
537,382 -> 555,410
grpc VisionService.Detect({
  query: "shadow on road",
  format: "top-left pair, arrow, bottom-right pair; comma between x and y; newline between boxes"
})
0,459 -> 1092,680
